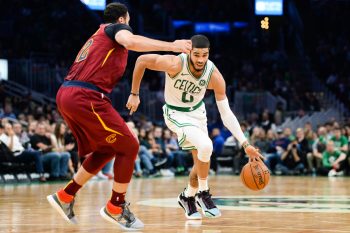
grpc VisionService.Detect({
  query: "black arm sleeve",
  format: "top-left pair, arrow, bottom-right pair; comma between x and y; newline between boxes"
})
104,24 -> 133,41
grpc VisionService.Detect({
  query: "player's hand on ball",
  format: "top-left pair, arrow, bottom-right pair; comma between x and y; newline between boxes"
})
244,144 -> 264,162
172,39 -> 192,54
126,95 -> 140,115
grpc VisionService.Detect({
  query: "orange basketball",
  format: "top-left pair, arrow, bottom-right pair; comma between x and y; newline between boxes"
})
240,160 -> 270,191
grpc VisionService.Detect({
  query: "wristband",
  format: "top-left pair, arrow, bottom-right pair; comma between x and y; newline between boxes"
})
130,92 -> 139,96
242,141 -> 250,149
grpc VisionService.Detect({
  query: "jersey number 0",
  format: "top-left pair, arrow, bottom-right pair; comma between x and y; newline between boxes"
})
182,92 -> 194,103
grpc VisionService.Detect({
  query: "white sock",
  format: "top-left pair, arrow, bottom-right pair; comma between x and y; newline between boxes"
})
198,177 -> 208,192
184,184 -> 197,197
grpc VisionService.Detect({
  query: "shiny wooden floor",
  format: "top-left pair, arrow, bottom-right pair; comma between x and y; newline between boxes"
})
1,175 -> 350,233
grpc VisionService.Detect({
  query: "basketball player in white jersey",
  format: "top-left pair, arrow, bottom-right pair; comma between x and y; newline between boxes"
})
126,35 -> 263,219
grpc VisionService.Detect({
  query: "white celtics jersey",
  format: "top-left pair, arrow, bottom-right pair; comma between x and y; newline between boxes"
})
164,53 -> 214,108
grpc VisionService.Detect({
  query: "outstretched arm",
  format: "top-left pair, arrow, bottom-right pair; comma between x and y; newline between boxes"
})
126,54 -> 182,114
116,30 -> 191,53
208,68 -> 264,161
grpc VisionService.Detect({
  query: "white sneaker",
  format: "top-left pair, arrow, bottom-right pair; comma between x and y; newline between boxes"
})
336,171 -> 344,176
195,189 -> 221,218
328,169 -> 337,177
177,191 -> 202,220
160,169 -> 175,177
96,171 -> 108,180
100,202 -> 144,231
46,193 -> 78,224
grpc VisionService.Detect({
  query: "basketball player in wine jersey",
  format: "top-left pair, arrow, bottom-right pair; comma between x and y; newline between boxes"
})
46,2 -> 191,230
127,35 -> 264,219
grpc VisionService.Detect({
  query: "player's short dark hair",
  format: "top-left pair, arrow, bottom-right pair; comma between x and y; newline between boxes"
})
104,3 -> 128,23
191,35 -> 210,48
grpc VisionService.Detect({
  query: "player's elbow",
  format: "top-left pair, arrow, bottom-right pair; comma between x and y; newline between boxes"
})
135,55 -> 149,69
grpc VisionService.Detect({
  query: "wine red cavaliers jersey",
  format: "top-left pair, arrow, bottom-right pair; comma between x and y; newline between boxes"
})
65,23 -> 133,93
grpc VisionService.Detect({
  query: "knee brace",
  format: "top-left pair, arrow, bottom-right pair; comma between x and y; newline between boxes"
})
197,138 -> 213,163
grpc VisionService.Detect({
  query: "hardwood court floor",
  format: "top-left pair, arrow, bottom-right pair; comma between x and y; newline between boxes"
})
1,175 -> 350,233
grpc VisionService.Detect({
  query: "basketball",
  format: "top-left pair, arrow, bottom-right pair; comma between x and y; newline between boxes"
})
240,160 -> 270,191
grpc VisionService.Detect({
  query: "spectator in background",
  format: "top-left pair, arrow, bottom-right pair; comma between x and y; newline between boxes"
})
134,155 -> 143,177
331,127 -> 348,154
30,122 -> 69,180
264,128 -> 290,172
139,128 -> 151,149
13,122 -> 31,148
260,109 -> 275,133
308,126 -> 328,174
0,123 -> 46,181
275,140 -> 305,175
17,113 -> 27,126
295,128 -> 311,171
64,128 -> 80,173
252,127 -> 270,154
52,122 -> 75,177
283,127 -> 295,141
0,103 -> 16,120
211,128 -> 224,174
139,127 -> 166,168
304,122 -> 316,148
138,145 -> 160,177
318,140 -> 346,176
241,122 -> 250,140
163,128 -> 186,174
324,122 -> 334,139
28,121 -> 38,137
232,124 -> 249,174
153,126 -> 174,177
260,110 -> 273,133
128,121 -> 159,177
345,125 -> 350,174
250,127 -> 261,146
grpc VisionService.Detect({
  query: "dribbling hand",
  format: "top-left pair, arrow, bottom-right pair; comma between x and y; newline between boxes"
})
244,145 -> 265,162
172,40 -> 192,54
126,95 -> 140,115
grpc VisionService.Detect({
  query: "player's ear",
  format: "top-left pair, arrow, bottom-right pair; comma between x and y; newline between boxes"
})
117,16 -> 125,24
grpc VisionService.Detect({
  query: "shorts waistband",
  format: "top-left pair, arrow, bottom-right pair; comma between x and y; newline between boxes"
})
62,80 -> 108,95
165,101 -> 203,112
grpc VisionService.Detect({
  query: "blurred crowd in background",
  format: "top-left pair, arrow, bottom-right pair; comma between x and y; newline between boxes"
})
0,0 -> 349,182
1,99 -> 349,182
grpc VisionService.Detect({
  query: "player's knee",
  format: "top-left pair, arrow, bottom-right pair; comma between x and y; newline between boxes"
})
197,141 -> 213,163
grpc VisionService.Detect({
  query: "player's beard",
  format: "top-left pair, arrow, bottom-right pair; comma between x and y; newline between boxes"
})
189,54 -> 206,72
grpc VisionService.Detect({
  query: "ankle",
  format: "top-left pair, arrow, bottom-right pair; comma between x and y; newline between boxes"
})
106,201 -> 123,215
57,189 -> 74,203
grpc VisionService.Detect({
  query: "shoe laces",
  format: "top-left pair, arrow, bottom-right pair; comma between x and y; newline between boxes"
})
66,199 -> 75,219
198,190 -> 216,209
118,202 -> 135,223
184,195 -> 197,215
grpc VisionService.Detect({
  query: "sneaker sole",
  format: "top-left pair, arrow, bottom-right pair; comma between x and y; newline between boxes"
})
99,207 -> 143,231
196,201 -> 222,218
177,196 -> 202,220
46,195 -> 77,224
